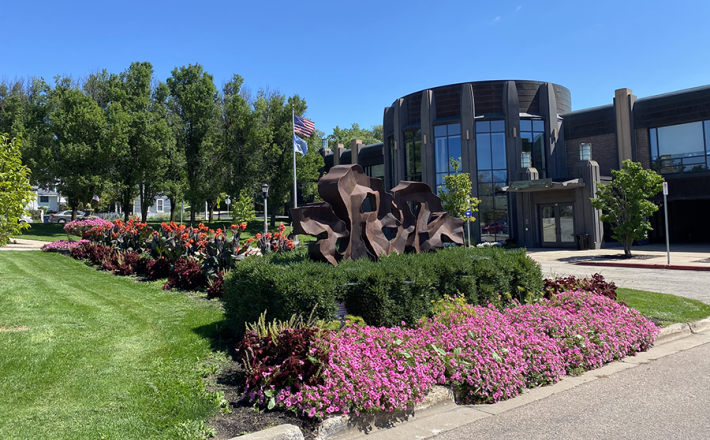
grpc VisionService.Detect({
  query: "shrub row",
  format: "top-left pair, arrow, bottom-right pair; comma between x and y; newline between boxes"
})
223,246 -> 544,336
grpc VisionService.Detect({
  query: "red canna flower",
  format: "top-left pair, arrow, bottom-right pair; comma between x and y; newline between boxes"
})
239,223 -> 247,231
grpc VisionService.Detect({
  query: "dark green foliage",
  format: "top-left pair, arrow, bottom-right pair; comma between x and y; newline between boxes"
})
222,247 -> 543,336
223,251 -> 345,336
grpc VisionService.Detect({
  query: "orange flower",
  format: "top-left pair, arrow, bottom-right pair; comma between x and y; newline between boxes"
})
180,233 -> 189,240
230,224 -> 237,231
255,233 -> 262,239
279,223 -> 286,233
239,223 -> 247,231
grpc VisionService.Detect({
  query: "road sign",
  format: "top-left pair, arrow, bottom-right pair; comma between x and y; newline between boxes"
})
465,210 -> 472,218
663,182 -> 668,195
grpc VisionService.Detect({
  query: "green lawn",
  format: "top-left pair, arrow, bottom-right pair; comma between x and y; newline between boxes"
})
18,223 -> 69,242
0,251 -> 229,440
617,288 -> 710,327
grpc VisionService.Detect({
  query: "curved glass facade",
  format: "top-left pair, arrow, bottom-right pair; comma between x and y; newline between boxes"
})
475,120 -> 509,241
434,123 -> 462,189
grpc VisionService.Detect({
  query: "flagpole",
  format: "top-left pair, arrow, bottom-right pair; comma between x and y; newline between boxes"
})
292,106 -> 298,209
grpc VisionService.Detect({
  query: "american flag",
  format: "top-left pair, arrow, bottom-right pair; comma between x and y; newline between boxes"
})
294,114 -> 315,138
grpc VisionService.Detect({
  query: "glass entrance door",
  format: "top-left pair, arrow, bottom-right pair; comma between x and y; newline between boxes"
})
540,204 -> 575,247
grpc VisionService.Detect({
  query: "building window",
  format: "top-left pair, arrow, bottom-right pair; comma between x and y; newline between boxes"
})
650,120 -> 709,174
363,164 -> 385,181
387,135 -> 395,188
404,129 -> 422,182
156,199 -> 164,213
434,123 -> 462,189
476,120 -> 509,241
39,196 -> 49,203
520,119 -> 546,178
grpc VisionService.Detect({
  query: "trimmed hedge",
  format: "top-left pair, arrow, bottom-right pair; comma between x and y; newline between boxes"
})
223,246 -> 543,335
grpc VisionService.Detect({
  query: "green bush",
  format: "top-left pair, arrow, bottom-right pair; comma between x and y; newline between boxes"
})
223,248 -> 346,336
222,246 -> 543,336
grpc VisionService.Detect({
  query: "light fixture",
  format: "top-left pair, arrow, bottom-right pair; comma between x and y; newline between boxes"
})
261,184 -> 269,234
521,151 -> 532,168
580,143 -> 592,161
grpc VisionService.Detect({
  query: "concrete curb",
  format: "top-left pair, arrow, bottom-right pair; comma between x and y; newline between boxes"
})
227,424 -> 303,440
574,260 -> 710,271
230,319 -> 710,440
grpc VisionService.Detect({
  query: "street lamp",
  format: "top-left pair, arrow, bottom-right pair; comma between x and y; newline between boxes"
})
262,184 -> 269,235
224,195 -> 231,221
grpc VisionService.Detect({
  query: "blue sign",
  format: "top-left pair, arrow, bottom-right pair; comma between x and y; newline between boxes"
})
465,210 -> 473,218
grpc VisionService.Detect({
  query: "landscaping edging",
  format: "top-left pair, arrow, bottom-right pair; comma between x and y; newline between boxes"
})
575,260 -> 710,271
229,317 -> 710,440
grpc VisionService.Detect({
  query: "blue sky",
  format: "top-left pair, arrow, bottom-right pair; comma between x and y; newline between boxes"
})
4,0 -> 710,137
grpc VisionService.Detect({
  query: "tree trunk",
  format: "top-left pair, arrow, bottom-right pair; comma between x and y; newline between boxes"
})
208,200 -> 214,223
624,239 -> 632,258
190,201 -> 196,225
270,211 -> 276,229
169,196 -> 176,222
140,184 -> 150,222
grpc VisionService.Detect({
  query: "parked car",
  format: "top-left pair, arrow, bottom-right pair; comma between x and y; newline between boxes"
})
482,222 -> 507,234
49,210 -> 85,224
18,215 -> 33,224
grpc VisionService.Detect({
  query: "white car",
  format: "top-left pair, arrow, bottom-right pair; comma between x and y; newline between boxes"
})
18,215 -> 33,224
49,210 -> 85,224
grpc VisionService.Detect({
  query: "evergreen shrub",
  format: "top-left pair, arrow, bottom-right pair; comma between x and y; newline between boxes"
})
222,246 -> 543,336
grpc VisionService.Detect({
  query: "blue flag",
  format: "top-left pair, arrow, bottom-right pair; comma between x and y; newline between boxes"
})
293,133 -> 308,156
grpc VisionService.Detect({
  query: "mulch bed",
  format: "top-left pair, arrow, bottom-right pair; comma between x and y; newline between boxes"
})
207,361 -> 319,439
594,254 -> 658,261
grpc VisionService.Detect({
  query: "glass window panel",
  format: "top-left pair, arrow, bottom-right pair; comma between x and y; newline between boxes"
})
476,121 -> 490,133
493,183 -> 505,193
436,173 -> 445,189
533,133 -> 545,170
542,206 -> 556,243
448,124 -> 461,136
435,138 -> 448,173
492,170 -> 507,183
532,120 -> 545,131
649,128 -> 657,160
490,120 -> 505,132
705,121 -> 710,153
476,134 -> 492,169
521,133 -> 533,152
491,133 -> 507,169
478,170 -> 492,183
448,136 -> 461,167
478,183 -> 493,196
657,121 -> 704,157
371,164 -> 385,180
559,204 -> 575,243
434,125 -> 447,137
519,120 -> 532,132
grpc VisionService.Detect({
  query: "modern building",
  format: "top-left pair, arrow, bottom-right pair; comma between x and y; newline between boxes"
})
323,80 -> 710,248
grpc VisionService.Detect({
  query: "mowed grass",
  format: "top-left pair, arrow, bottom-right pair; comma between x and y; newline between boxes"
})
18,223 -> 69,242
618,288 -> 710,327
0,251 -> 228,440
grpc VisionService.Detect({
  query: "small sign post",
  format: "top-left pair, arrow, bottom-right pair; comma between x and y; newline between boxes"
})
663,182 -> 670,265
465,208 -> 473,248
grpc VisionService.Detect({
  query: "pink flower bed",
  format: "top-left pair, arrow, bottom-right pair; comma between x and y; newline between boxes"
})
41,239 -> 90,252
240,291 -> 659,419
64,218 -> 114,238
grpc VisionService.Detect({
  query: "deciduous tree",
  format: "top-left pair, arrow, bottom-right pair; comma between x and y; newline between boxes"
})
0,134 -> 35,245
590,160 -> 664,257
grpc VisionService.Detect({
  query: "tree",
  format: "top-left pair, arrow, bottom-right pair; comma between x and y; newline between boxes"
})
47,77 -> 109,219
438,159 -> 480,244
0,134 -> 35,246
328,123 -> 382,149
230,190 -> 256,223
167,64 -> 220,224
590,160 -> 664,257
104,63 -> 175,221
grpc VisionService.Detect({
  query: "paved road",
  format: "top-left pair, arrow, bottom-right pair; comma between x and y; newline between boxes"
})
535,261 -> 710,305
438,337 -> 710,440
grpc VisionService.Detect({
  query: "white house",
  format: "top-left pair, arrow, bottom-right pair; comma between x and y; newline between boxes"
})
28,188 -> 65,212
133,195 -> 171,220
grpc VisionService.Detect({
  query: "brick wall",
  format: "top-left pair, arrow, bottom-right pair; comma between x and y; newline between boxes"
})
635,128 -> 651,169
565,133 -> 618,177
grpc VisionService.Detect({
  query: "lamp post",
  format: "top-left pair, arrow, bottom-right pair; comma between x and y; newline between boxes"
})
262,184 -> 269,235
224,196 -> 231,221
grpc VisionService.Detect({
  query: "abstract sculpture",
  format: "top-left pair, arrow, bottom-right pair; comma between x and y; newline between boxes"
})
291,164 -> 464,265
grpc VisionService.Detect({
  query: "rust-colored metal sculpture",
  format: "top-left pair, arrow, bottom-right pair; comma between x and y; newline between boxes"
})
291,164 -> 464,265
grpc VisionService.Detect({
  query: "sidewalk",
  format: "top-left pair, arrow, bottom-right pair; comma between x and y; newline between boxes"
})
527,243 -> 710,272
0,238 -> 46,251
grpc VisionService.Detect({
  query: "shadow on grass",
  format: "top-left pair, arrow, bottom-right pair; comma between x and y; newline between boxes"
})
193,318 -> 237,354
